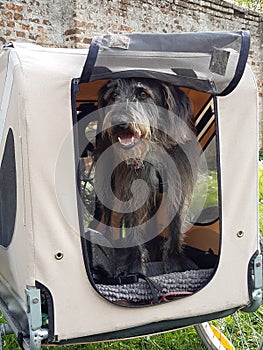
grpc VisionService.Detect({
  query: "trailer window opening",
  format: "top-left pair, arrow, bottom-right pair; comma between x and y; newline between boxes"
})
73,80 -> 220,306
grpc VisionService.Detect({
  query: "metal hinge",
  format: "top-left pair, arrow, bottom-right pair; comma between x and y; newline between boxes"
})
243,254 -> 262,313
25,286 -> 48,350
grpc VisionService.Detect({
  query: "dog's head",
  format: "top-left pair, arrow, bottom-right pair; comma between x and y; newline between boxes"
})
97,78 -> 195,164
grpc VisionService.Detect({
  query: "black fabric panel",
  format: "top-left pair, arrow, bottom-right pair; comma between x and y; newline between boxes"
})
220,30 -> 250,96
0,129 -> 17,247
80,37 -> 101,83
89,69 -> 213,93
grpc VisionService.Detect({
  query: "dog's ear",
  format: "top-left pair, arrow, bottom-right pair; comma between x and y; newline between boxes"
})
161,84 -> 195,144
98,80 -> 119,108
161,84 -> 193,124
98,83 -> 108,109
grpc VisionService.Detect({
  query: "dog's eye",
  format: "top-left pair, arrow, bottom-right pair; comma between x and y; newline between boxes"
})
138,91 -> 149,100
111,92 -> 119,101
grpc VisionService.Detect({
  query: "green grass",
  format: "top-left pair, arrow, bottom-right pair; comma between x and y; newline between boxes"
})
0,326 -> 206,349
202,170 -> 218,208
259,163 -> 263,235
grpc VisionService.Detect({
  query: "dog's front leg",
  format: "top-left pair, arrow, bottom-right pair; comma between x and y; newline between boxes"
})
110,210 -> 123,241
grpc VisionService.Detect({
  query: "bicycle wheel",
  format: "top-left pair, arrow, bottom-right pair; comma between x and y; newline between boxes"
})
195,303 -> 263,350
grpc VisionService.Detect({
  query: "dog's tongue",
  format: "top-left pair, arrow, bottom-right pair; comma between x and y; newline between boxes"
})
118,134 -> 138,147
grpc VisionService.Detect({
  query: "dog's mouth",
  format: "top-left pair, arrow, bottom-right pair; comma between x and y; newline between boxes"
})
102,122 -> 150,165
108,123 -> 144,149
117,131 -> 141,149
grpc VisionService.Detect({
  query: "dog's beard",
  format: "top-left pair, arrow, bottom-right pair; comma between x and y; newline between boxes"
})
110,137 -> 149,166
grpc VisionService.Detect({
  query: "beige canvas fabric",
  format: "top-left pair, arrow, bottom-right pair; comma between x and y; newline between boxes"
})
0,42 -> 259,342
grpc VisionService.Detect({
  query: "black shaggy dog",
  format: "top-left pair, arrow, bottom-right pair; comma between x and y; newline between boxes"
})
90,78 -> 200,281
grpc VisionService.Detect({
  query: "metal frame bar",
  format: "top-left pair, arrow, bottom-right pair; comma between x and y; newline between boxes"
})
0,276 -> 48,350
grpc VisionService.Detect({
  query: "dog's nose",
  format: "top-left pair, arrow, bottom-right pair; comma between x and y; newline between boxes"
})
111,115 -> 129,128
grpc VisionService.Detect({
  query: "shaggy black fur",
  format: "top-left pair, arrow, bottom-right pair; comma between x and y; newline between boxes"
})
90,78 -> 200,279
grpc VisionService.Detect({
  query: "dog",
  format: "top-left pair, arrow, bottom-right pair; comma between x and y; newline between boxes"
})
89,78 -> 200,281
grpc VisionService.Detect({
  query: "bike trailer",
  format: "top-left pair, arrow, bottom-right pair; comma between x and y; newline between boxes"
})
0,31 -> 261,349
